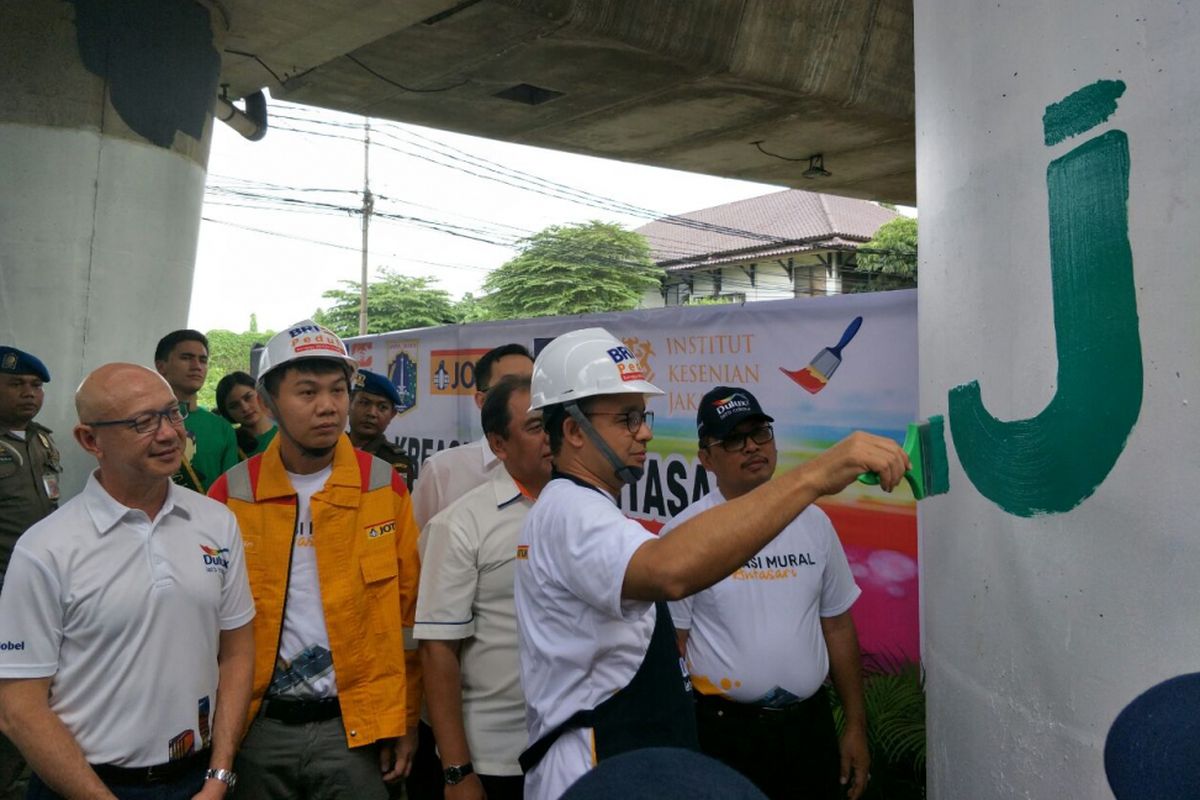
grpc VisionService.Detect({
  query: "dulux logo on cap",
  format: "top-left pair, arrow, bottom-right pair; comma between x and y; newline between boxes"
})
712,392 -> 752,419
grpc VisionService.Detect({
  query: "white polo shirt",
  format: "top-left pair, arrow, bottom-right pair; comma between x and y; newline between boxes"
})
412,437 -> 499,539
514,475 -> 658,800
666,488 -> 860,706
414,467 -> 531,776
0,472 -> 255,767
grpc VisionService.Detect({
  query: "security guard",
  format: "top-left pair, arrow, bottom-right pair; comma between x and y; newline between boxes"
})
513,328 -> 909,799
0,345 -> 59,800
350,369 -> 414,490
0,347 -> 59,578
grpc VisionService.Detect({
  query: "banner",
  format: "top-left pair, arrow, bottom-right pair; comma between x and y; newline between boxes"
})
349,289 -> 919,662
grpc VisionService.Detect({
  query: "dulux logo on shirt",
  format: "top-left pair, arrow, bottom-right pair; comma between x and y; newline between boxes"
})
200,545 -> 230,573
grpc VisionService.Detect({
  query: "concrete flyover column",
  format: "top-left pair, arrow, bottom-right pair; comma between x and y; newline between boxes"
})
915,2 -> 1199,799
0,0 -> 223,495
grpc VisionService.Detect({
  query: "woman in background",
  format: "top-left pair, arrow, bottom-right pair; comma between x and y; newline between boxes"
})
215,371 -> 277,458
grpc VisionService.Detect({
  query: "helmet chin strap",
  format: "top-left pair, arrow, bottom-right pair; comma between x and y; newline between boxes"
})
259,390 -> 337,461
565,403 -> 643,485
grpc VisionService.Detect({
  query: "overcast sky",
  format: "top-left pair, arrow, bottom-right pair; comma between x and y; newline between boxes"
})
188,97 -> 784,333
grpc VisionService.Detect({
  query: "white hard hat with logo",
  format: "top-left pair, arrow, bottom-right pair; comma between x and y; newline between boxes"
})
530,327 -> 663,410
256,319 -> 358,386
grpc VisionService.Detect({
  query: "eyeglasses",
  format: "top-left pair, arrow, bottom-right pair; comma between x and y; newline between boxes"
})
703,425 -> 774,453
86,404 -> 185,435
586,410 -> 654,434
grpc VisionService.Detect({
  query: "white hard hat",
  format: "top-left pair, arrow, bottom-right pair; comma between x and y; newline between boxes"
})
257,320 -> 358,385
530,327 -> 663,410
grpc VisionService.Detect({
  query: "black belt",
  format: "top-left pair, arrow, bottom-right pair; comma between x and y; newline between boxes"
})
694,687 -> 827,719
90,748 -> 209,786
261,695 -> 342,724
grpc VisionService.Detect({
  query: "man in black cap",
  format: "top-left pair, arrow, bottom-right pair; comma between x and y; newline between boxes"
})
663,386 -> 870,800
350,369 -> 414,490
0,346 -> 60,799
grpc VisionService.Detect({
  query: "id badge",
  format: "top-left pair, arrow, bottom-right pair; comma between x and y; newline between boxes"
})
43,473 -> 60,501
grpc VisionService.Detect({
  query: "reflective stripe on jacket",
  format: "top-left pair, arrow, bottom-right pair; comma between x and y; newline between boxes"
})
209,434 -> 421,747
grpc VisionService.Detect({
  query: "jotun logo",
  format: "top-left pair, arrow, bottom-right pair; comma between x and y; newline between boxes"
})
430,348 -> 489,396
366,520 -> 396,539
200,545 -> 230,573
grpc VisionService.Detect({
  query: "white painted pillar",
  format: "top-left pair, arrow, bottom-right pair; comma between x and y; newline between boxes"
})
0,1 -> 222,495
915,2 -> 1200,798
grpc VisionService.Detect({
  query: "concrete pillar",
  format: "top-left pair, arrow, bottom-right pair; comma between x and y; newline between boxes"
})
915,2 -> 1199,798
0,0 -> 222,495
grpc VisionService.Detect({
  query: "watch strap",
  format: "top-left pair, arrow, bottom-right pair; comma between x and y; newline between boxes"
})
443,762 -> 474,784
205,768 -> 237,790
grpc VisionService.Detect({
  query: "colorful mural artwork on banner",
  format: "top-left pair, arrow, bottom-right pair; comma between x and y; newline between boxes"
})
348,290 -> 921,662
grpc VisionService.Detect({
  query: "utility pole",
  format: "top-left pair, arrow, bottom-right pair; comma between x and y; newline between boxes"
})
358,118 -> 374,336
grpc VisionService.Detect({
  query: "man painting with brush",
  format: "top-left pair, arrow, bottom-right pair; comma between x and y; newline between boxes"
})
513,329 -> 913,799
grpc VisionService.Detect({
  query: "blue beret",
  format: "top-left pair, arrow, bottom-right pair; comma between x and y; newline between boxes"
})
353,369 -> 401,407
0,347 -> 50,382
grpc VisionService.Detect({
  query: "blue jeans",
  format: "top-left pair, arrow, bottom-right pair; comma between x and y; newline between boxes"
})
27,761 -> 206,800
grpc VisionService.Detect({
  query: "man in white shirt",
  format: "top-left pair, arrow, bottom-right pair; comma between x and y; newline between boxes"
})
408,343 -> 532,800
411,344 -> 533,532
666,386 -> 870,800
416,376 -> 551,800
0,363 -> 254,800
514,328 -> 908,799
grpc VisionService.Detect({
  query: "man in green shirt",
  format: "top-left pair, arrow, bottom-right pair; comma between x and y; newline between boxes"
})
154,330 -> 238,492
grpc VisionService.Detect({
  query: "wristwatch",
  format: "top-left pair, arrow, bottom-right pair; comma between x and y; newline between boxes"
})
204,768 -> 238,790
444,762 -> 474,785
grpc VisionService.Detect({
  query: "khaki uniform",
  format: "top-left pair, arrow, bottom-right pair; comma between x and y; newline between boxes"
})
359,435 -> 414,492
0,422 -> 60,578
0,418 -> 58,799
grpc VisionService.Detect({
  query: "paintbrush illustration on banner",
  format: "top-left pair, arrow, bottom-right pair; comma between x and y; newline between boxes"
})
857,416 -> 951,500
780,315 -> 863,394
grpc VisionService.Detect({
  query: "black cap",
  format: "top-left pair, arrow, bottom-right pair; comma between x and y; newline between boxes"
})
0,347 -> 50,382
696,386 -> 773,442
353,369 -> 402,408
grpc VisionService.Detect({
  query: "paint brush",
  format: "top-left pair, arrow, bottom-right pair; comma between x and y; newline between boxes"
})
779,316 -> 863,394
857,416 -> 951,500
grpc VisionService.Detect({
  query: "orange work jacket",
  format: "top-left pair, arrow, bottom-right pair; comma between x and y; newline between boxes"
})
209,434 -> 421,747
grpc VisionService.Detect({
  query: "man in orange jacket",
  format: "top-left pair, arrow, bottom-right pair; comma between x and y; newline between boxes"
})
209,320 -> 421,799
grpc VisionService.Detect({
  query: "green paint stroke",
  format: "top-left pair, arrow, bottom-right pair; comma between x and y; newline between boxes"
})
949,117 -> 1142,516
1043,79 -> 1126,146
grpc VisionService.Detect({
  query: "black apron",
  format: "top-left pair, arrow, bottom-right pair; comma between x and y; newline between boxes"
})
519,599 -> 700,773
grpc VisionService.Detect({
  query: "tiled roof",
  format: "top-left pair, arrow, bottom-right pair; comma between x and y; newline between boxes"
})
635,189 -> 898,270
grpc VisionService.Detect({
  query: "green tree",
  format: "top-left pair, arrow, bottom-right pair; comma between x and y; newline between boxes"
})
454,292 -> 494,323
198,323 -> 274,410
314,269 -> 460,338
857,216 -> 918,279
479,221 -> 663,320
